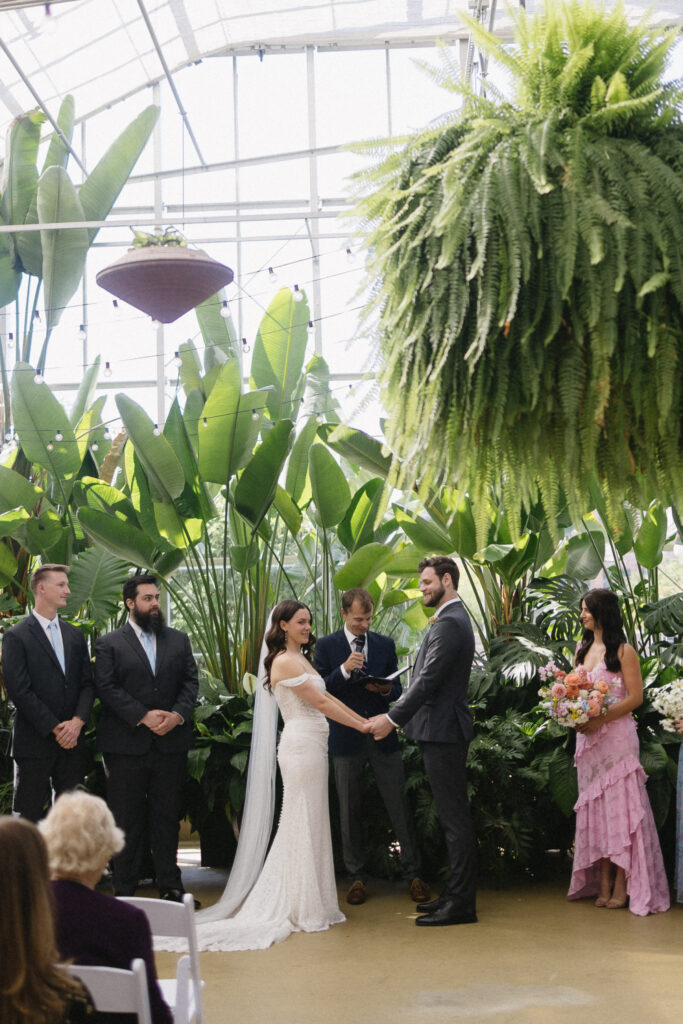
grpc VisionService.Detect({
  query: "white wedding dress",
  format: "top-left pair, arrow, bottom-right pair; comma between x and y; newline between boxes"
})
189,672 -> 345,951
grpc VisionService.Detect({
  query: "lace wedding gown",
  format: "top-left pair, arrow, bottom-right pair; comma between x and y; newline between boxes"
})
190,672 -> 345,951
567,663 -> 670,916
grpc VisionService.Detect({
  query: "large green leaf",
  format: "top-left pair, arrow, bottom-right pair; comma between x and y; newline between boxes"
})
321,424 -> 391,478
308,444 -> 351,528
153,502 -> 203,549
198,360 -> 265,484
0,463 -> 43,512
196,288 -> 241,374
394,506 -> 454,553
1,109 -> 44,260
338,478 -> 385,552
78,506 -> 156,566
177,340 -> 204,397
11,362 -> 82,478
234,420 -> 294,529
547,745 -> 578,818
78,105 -> 159,244
115,394 -> 185,502
273,484 -> 302,536
37,167 -> 90,336
70,355 -> 101,428
333,542 -> 421,589
72,476 -> 136,518
0,507 -> 30,538
633,501 -> 667,569
0,213 -> 21,306
41,95 -> 75,175
63,543 -> 129,629
564,529 -> 606,579
0,540 -> 18,584
285,415 -> 318,506
163,398 -> 216,522
250,287 -> 309,421
18,508 -> 66,556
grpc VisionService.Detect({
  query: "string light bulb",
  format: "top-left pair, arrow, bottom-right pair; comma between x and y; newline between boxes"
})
292,285 -> 304,303
242,338 -> 250,353
201,417 -> 208,428
55,429 -> 63,442
173,351 -> 182,367
103,361 -> 113,378
151,319 -> 161,330
78,324 -> 87,342
34,310 -> 41,322
345,247 -> 356,264
46,440 -> 54,452
91,441 -> 99,452
251,411 -> 259,421
34,371 -> 44,384
112,299 -> 119,310
153,424 -> 160,436
220,300 -> 231,319
307,320 -> 315,338
103,427 -> 112,441
316,413 -> 324,424
268,267 -> 278,282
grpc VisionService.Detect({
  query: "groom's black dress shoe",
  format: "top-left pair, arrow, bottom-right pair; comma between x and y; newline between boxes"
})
416,895 -> 446,914
415,900 -> 477,926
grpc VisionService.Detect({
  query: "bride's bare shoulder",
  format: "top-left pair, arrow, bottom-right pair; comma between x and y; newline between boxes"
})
269,651 -> 308,685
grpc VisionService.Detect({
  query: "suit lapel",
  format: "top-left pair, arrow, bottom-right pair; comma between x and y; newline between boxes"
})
28,614 -> 64,675
122,622 -> 155,675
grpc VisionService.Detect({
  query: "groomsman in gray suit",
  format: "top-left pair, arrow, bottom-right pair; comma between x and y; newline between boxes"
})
369,556 -> 477,926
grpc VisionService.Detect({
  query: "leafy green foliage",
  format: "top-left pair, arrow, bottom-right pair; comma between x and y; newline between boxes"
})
353,0 -> 683,542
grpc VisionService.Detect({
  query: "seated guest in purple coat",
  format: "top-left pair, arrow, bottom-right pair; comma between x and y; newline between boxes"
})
39,791 -> 172,1024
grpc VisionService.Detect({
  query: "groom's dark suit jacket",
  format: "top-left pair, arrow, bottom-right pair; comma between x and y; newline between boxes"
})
2,613 -> 93,758
94,623 -> 197,754
389,601 -> 474,743
315,628 -> 400,756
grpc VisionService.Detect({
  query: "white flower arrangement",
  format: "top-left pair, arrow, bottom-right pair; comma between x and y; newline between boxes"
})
650,680 -> 683,732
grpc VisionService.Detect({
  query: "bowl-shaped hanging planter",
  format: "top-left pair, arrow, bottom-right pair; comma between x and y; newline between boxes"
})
96,245 -> 234,323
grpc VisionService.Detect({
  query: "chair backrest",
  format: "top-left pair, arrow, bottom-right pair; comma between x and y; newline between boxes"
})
66,958 -> 152,1024
119,894 -> 204,1023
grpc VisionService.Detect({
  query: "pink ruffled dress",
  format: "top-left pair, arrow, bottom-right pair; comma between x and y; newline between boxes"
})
567,664 -> 670,915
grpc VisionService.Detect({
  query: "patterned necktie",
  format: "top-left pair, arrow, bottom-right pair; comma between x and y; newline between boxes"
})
48,619 -> 65,673
141,631 -> 156,673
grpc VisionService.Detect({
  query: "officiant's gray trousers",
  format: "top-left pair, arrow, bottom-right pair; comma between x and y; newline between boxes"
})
333,736 -> 421,880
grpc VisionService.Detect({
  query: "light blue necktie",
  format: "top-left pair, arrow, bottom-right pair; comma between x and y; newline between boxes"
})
48,618 -> 65,673
141,631 -> 156,674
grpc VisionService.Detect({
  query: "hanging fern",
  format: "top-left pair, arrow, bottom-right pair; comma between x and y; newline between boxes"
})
352,0 -> 683,543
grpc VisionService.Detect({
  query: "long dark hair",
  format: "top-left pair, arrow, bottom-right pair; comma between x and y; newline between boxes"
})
263,600 -> 316,691
0,817 -> 84,1024
575,588 -> 627,673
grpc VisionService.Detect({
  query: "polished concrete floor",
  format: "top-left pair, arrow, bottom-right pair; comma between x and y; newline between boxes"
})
151,847 -> 681,1024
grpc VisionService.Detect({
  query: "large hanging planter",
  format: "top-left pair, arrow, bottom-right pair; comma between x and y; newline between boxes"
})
96,244 -> 234,323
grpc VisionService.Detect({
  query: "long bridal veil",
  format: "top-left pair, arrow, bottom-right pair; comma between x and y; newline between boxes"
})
195,611 -> 278,923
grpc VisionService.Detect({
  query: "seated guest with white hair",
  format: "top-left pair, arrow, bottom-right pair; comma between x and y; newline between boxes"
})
39,790 -> 172,1024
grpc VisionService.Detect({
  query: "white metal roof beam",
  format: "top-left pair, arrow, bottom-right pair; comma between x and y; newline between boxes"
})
136,0 -> 206,166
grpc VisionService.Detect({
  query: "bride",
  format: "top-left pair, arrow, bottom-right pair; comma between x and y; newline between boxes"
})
183,600 -> 372,952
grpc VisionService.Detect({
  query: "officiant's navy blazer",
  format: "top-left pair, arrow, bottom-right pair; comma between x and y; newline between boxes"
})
314,628 -> 401,756
1,613 -> 93,758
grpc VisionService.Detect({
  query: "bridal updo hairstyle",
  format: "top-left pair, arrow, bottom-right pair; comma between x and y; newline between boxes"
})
0,817 -> 88,1024
575,588 -> 627,673
263,600 -> 316,691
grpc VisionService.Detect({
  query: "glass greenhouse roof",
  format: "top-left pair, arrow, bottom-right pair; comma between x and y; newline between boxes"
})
0,1 -> 680,134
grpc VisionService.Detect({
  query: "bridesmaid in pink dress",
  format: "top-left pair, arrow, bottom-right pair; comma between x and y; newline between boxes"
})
567,588 -> 670,916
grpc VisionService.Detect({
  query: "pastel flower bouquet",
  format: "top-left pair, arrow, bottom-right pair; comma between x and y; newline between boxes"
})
650,680 -> 683,732
538,661 -> 616,727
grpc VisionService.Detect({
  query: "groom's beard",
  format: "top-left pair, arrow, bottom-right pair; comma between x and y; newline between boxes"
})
132,607 -> 165,634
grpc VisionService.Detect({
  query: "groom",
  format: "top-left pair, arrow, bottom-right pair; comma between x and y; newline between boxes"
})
368,556 -> 477,926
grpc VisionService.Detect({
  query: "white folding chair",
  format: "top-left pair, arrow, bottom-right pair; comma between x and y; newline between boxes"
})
119,894 -> 205,1024
65,958 -> 152,1024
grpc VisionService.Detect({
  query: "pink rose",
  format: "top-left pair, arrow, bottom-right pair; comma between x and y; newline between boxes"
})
594,679 -> 610,695
587,692 -> 603,717
565,681 -> 580,698
551,683 -> 567,699
578,678 -> 592,691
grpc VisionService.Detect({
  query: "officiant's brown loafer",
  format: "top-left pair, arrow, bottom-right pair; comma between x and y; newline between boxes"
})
346,880 -> 367,905
409,877 -> 431,902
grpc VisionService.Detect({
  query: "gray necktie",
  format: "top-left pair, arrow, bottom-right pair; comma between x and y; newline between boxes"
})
48,618 -> 65,673
141,631 -> 156,673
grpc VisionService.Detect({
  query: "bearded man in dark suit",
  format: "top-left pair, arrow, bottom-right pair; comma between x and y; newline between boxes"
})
315,587 -> 428,907
369,556 -> 477,926
1,563 -> 93,821
95,574 -> 198,902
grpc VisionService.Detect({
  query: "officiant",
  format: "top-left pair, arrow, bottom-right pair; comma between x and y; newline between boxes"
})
315,588 -> 428,907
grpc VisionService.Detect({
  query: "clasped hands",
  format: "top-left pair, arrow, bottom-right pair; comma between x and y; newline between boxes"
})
52,717 -> 84,749
140,709 -> 183,735
364,714 -> 396,740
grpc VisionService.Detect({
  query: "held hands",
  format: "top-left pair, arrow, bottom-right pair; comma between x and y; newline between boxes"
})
367,715 -> 396,740
675,718 -> 683,737
52,717 -> 84,749
141,709 -> 183,735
